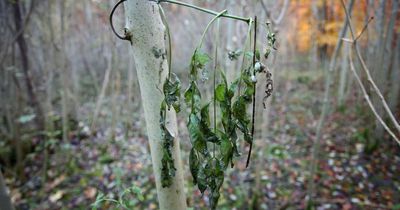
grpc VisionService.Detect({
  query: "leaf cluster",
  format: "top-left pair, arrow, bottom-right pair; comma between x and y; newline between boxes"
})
159,74 -> 182,188
185,49 -> 258,209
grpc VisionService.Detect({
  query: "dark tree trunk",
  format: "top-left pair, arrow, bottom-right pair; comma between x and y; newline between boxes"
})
12,0 -> 44,131
0,170 -> 14,210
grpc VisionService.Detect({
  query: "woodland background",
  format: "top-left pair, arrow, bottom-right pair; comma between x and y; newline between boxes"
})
0,0 -> 400,209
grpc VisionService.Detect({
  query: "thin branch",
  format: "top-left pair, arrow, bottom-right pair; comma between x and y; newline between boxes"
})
246,16 -> 257,168
355,17 -> 374,41
341,0 -> 400,136
348,52 -> 400,145
152,0 -> 251,24
158,5 -> 172,77
259,0 -> 289,25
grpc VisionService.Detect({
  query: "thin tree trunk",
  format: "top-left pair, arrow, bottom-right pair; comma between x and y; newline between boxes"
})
389,35 -> 400,114
372,0 -> 387,138
59,0 -> 69,142
110,66 -> 120,141
125,47 -> 136,137
91,52 -> 112,131
382,0 -> 399,99
338,36 -> 350,106
307,0 -> 354,203
12,0 -> 44,131
123,1 -> 187,209
0,170 -> 14,210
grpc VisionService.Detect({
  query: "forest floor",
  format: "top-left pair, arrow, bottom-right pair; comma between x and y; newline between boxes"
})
3,69 -> 400,210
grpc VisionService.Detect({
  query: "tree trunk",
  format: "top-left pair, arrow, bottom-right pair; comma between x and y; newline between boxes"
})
307,0 -> 354,203
389,35 -> 400,114
123,1 -> 187,210
337,34 -> 350,106
12,0 -> 45,131
372,0 -> 387,138
0,170 -> 14,210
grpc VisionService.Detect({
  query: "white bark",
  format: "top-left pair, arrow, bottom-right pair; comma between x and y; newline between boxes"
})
123,1 -> 187,210
337,39 -> 350,106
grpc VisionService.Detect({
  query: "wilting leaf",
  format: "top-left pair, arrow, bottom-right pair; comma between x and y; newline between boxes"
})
160,101 -> 176,188
184,81 -> 202,112
189,149 -> 200,184
220,136 -> 233,168
163,73 -> 181,113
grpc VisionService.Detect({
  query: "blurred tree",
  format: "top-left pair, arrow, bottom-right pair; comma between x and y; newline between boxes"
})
12,0 -> 44,132
0,170 -> 14,210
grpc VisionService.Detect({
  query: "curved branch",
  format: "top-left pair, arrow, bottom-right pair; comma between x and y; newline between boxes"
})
341,0 -> 400,136
152,0 -> 251,24
109,0 -> 131,41
348,52 -> 400,145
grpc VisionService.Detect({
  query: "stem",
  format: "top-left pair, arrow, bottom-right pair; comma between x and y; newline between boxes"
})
198,10 -> 227,49
237,19 -> 253,95
155,0 -> 251,23
158,5 -> 172,78
246,16 -> 257,168
213,19 -> 220,158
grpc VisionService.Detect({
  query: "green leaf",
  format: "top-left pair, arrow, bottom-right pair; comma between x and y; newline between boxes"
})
194,50 -> 210,69
199,104 -> 220,143
228,50 -> 242,61
220,136 -> 233,168
189,49 -> 210,80
233,96 -> 252,144
200,104 -> 211,127
197,165 -> 207,194
17,114 -> 36,124
189,149 -> 200,184
184,81 -> 202,112
215,84 -> 226,102
99,154 -> 115,164
188,114 -> 208,155
163,73 -> 181,113
255,49 -> 261,60
160,101 -> 176,188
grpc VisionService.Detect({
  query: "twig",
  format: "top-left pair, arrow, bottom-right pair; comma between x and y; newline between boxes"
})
152,0 -> 251,24
341,0 -> 400,137
259,0 -> 289,25
246,16 -> 257,168
355,17 -> 374,41
158,5 -> 172,77
348,52 -> 400,145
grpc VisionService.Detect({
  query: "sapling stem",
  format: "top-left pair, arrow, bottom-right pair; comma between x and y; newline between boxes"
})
158,5 -> 172,78
237,19 -> 253,96
198,10 -> 227,49
213,19 -> 220,158
246,16 -> 258,168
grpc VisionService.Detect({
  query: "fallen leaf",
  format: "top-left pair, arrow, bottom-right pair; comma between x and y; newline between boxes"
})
46,174 -> 66,192
49,190 -> 64,203
84,187 -> 97,199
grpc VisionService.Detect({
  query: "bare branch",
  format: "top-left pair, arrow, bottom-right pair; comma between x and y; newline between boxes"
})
348,52 -> 400,145
341,0 -> 400,139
